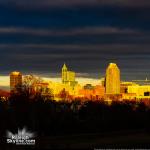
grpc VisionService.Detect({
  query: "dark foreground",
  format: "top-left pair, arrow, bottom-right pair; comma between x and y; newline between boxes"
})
0,92 -> 150,149
1,129 -> 150,149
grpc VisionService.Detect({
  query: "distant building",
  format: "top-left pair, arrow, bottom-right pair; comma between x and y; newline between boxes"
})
79,85 -> 105,100
120,82 -> 138,94
10,71 -> 22,92
128,85 -> 150,99
47,81 -> 82,101
101,77 -> 105,87
105,63 -> 120,94
62,63 -> 77,86
83,84 -> 94,90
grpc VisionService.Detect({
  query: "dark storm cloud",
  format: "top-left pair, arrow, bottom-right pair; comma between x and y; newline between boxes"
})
0,2 -> 149,31
0,43 -> 150,80
0,0 -> 149,81
1,43 -> 150,56
0,26 -> 148,45
0,26 -> 139,36
0,31 -> 149,46
0,42 -> 150,80
1,0 -> 150,8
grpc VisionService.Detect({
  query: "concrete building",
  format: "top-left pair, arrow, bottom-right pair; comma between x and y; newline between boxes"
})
10,71 -> 22,92
105,63 -> 120,94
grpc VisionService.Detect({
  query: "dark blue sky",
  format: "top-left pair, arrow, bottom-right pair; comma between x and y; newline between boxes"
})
0,0 -> 150,80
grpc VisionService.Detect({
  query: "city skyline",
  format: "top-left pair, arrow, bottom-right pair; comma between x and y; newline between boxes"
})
6,62 -> 150,101
1,61 -> 150,91
0,1 -> 150,149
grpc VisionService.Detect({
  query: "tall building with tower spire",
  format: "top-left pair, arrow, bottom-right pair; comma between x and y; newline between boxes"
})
106,63 -> 120,94
62,63 -> 76,86
62,63 -> 68,84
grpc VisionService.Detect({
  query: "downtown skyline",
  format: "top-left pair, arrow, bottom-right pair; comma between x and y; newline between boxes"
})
0,61 -> 149,92
0,0 -> 150,84
0,2 -> 150,147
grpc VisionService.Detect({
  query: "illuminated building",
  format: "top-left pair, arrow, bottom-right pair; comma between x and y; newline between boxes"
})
34,82 -> 49,93
47,81 -> 82,101
120,82 -> 138,94
62,63 -> 77,86
128,85 -> 150,99
105,63 -> 120,94
10,71 -> 22,92
79,85 -> 105,100
94,85 -> 105,98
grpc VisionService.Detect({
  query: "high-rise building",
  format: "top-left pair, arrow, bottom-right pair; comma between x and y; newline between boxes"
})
62,63 -> 68,84
62,63 -> 76,86
10,71 -> 22,92
105,63 -> 120,94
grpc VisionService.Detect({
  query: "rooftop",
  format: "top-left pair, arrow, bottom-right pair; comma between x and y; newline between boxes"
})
10,71 -> 21,75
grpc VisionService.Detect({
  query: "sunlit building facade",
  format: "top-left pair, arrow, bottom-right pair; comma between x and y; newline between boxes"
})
62,63 -> 76,86
105,63 -> 120,94
120,82 -> 138,94
79,85 -> 105,100
48,81 -> 82,101
10,71 -> 22,92
127,85 -> 150,99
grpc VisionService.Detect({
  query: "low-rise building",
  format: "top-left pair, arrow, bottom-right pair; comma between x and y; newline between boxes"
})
128,85 -> 150,99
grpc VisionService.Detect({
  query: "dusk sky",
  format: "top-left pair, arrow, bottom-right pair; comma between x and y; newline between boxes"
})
0,0 -> 150,83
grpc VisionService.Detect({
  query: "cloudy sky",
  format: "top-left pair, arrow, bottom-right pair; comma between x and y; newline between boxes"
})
0,0 -> 150,86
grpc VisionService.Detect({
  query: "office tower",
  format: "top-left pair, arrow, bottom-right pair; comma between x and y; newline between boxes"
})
106,63 -> 120,94
62,63 -> 68,84
10,71 -> 22,92
62,63 -> 76,85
